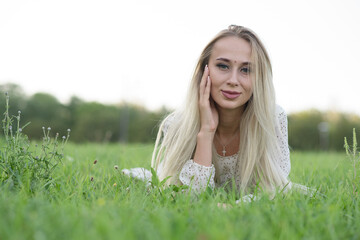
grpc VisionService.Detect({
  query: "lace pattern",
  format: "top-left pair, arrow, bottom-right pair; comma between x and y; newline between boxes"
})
122,105 -> 315,201
276,105 -> 291,177
179,160 -> 215,192
179,105 -> 291,191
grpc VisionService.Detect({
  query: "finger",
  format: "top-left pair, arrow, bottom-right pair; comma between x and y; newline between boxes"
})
209,96 -> 215,108
204,76 -> 211,99
210,96 -> 219,115
199,65 -> 209,96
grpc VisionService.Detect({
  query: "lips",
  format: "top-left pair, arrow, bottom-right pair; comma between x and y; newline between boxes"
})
221,90 -> 241,99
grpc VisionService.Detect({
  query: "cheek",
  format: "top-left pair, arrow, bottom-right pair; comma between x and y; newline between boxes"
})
242,77 -> 253,92
209,73 -> 221,92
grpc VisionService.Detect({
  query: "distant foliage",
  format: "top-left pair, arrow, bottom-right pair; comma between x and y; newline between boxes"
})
288,109 -> 360,151
0,83 -> 170,143
2,83 -> 360,149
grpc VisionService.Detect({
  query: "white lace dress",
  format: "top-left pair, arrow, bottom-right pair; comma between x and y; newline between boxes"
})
178,105 -> 291,192
122,105 -> 311,200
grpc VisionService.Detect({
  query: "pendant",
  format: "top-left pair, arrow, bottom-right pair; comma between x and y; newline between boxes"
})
222,147 -> 226,156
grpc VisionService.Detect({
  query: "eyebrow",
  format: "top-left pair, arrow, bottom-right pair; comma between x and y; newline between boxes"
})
215,57 -> 251,65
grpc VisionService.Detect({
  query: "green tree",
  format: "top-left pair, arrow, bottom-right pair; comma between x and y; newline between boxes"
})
0,83 -> 27,118
71,102 -> 121,142
21,93 -> 71,139
288,110 -> 324,151
327,112 -> 360,151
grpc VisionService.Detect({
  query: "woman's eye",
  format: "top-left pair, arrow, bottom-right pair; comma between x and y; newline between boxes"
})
216,64 -> 229,70
241,67 -> 250,74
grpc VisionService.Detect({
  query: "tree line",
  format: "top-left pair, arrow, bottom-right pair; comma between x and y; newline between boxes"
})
1,83 -> 359,151
0,83 -> 169,143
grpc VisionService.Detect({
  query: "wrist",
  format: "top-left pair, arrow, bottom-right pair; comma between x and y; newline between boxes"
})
197,131 -> 215,142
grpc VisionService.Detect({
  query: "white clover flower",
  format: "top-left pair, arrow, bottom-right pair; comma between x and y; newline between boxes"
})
47,127 -> 51,131
114,165 -> 119,170
67,129 -> 71,132
19,128 -> 22,132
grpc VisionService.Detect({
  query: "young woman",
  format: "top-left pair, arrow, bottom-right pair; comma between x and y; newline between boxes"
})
150,25 -> 291,195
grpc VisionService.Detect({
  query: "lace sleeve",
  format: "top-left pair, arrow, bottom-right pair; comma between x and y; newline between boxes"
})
179,160 -> 215,192
275,105 -> 291,177
160,113 -> 216,192
155,113 -> 175,176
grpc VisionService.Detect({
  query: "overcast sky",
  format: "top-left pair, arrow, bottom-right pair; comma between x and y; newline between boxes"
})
1,0 -> 359,114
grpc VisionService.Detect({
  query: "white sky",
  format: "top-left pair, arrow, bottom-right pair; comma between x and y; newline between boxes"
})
0,0 -> 359,114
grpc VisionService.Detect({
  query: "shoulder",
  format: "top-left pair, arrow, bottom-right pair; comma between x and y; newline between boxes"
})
161,112 -> 177,135
275,104 -> 288,123
275,104 -> 287,117
275,104 -> 289,138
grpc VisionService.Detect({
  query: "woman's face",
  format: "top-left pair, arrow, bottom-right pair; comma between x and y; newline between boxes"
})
208,36 -> 253,111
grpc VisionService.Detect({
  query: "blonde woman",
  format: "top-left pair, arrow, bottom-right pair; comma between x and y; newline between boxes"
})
124,25 -> 305,199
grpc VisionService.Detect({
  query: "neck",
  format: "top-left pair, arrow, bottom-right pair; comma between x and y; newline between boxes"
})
216,105 -> 245,136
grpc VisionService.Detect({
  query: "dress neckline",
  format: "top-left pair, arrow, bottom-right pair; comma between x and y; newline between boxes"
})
214,151 -> 239,159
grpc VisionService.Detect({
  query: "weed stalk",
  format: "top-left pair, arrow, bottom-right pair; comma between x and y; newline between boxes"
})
344,128 -> 359,196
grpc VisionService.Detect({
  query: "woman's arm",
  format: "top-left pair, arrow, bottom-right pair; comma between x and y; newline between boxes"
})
179,160 -> 215,192
193,65 -> 219,167
275,105 -> 291,177
178,65 -> 218,192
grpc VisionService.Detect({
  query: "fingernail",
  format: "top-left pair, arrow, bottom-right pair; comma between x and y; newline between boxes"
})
205,64 -> 208,69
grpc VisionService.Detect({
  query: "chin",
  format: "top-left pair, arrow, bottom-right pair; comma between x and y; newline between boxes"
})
216,101 -> 246,111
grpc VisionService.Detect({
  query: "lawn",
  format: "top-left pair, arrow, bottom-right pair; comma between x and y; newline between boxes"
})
0,142 -> 359,240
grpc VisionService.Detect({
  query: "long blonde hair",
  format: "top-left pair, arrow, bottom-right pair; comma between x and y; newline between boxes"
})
151,25 -> 288,192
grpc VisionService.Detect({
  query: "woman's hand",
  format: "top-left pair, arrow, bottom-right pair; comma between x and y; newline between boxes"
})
193,65 -> 218,167
199,65 -> 219,134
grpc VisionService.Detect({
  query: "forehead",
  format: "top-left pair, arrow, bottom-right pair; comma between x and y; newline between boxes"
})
211,36 -> 251,62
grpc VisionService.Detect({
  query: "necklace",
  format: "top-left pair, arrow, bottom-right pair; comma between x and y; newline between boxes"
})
215,130 -> 239,157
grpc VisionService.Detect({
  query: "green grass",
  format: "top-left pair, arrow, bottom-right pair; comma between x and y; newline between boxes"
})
0,143 -> 359,240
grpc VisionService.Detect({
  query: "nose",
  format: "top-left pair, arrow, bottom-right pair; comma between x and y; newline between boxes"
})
227,70 -> 239,86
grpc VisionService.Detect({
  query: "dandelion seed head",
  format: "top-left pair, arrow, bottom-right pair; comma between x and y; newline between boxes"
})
114,165 -> 119,170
